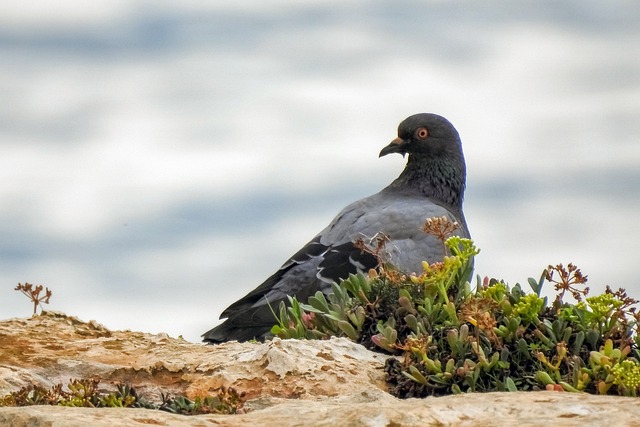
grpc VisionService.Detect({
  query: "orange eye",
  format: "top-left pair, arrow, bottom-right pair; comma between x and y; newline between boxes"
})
415,128 -> 428,140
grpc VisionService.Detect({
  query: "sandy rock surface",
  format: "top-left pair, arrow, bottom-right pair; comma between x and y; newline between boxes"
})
0,311 -> 387,402
1,312 -> 639,426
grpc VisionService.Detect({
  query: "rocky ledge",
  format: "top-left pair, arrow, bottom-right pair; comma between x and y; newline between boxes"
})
0,311 -> 638,426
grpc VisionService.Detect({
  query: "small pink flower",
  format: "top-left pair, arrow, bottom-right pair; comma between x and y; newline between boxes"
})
301,311 -> 316,329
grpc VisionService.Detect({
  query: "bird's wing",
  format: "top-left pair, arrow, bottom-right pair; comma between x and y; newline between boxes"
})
203,235 -> 378,342
203,192 -> 466,342
218,235 -> 359,316
318,192 -> 467,273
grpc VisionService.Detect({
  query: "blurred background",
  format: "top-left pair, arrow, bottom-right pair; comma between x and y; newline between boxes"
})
1,1 -> 639,342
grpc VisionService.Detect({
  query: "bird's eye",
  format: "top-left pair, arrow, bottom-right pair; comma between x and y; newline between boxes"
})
415,128 -> 428,140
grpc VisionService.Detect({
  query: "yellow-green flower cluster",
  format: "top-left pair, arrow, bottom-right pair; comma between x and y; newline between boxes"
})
480,281 -> 508,302
513,293 -> 544,323
410,256 -> 462,286
445,236 -> 479,259
585,293 -> 623,320
612,359 -> 640,391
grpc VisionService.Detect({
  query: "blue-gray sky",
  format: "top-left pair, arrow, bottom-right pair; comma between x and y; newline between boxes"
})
1,1 -> 639,341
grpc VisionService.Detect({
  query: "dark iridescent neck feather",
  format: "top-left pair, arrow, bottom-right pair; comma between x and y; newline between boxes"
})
384,155 -> 466,209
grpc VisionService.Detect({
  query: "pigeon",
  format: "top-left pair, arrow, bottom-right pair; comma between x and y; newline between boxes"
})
203,113 -> 470,343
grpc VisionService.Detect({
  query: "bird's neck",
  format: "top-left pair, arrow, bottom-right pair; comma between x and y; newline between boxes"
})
386,157 -> 466,208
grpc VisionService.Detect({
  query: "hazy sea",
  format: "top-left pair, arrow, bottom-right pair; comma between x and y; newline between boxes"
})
1,1 -> 639,341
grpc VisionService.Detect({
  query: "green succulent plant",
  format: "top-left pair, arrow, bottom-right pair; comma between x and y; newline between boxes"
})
0,379 -> 245,415
270,217 -> 640,398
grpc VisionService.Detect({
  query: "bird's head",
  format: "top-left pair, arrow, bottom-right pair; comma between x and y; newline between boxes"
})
378,113 -> 466,206
379,113 -> 462,160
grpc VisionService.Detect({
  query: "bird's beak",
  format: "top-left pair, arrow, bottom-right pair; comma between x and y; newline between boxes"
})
379,137 -> 408,158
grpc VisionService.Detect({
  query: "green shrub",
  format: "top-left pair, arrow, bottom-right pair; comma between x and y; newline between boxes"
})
271,217 -> 640,398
